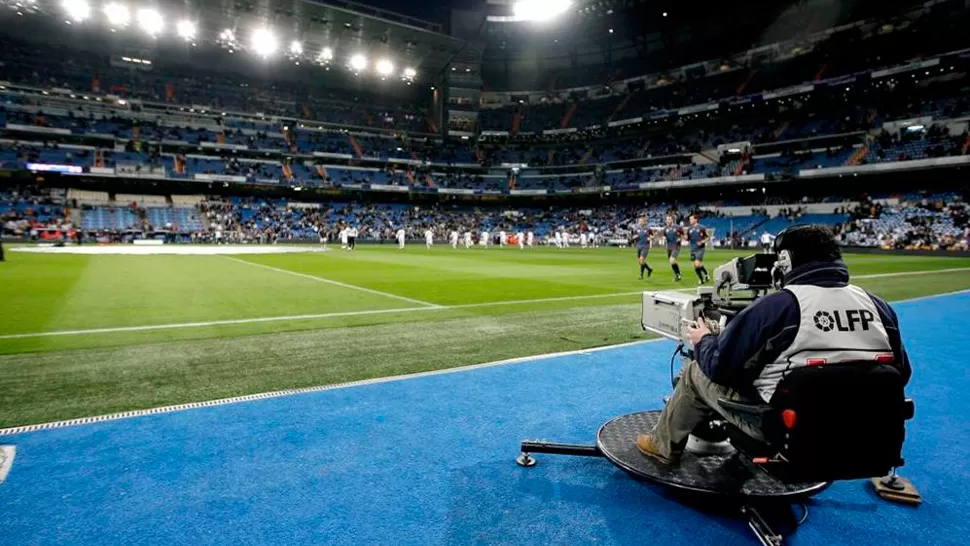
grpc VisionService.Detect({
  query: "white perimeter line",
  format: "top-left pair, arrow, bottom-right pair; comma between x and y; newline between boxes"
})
1,267 -> 969,341
854,267 -> 970,279
888,288 -> 970,305
223,256 -> 442,309
0,338 -> 666,436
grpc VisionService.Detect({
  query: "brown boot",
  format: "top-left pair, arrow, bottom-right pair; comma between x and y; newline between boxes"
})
636,434 -> 677,465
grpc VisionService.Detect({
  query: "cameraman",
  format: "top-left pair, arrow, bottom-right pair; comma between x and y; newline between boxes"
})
637,225 -> 912,465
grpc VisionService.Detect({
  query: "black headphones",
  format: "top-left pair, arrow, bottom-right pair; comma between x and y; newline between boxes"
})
772,224 -> 813,277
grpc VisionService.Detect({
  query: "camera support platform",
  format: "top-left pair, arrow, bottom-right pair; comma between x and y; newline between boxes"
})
517,410 -> 828,546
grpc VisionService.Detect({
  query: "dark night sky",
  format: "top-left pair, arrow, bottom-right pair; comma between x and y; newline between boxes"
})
356,0 -> 482,25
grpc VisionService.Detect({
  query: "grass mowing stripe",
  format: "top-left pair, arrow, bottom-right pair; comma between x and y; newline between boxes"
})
2,267 -> 968,341
223,256 -> 443,308
6,285 -> 970,435
0,291 -> 647,340
0,338 -> 664,436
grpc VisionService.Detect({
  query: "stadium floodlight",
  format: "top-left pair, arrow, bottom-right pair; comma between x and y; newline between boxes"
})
103,3 -> 129,26
403,67 -> 417,79
376,59 -> 394,76
319,47 -> 334,62
62,0 -> 90,22
513,0 -> 571,22
290,41 -> 303,55
349,54 -> 367,71
176,20 -> 196,39
250,28 -> 278,57
136,8 -> 163,36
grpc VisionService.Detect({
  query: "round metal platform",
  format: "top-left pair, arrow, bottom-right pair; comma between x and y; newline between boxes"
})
596,410 -> 828,499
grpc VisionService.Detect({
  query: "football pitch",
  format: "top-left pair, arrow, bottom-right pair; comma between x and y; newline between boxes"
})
1,244 -> 969,429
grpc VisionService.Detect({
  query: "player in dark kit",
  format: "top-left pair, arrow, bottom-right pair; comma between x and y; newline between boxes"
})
687,214 -> 711,284
634,217 -> 653,279
663,214 -> 683,282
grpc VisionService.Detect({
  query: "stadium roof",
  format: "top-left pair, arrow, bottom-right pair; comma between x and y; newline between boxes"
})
191,0 -> 468,75
15,0 -> 469,77
473,0 -> 933,89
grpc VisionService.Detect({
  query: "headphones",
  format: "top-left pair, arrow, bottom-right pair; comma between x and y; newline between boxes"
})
771,225 -> 813,285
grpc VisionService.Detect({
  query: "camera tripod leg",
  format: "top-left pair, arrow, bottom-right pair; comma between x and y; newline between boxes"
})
516,441 -> 603,466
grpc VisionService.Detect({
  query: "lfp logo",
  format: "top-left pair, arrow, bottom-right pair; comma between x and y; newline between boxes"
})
814,309 -> 875,332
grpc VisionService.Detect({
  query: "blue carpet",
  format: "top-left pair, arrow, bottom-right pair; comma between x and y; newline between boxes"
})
2,292 -> 969,545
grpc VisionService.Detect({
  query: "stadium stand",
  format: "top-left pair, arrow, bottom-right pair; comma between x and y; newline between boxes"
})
0,0 -> 967,255
6,181 -> 966,251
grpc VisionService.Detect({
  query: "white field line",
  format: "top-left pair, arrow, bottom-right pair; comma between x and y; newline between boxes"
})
0,338 -> 667,436
0,292 -> 646,340
0,306 -> 436,340
852,267 -> 970,279
1,267 -> 969,341
223,256 -> 442,309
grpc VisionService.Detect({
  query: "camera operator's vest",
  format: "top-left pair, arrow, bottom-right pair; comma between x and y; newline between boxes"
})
753,284 -> 894,402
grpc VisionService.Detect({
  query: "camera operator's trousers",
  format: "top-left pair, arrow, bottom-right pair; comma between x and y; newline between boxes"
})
651,359 -> 765,461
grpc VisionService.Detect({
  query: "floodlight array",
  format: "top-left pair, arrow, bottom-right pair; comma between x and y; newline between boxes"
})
51,1 -> 419,81
512,0 -> 572,22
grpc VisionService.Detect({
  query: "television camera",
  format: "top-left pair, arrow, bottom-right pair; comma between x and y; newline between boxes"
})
641,253 -> 779,350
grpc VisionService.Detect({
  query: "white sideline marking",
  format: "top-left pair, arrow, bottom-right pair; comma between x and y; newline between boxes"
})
0,291 -> 644,340
889,288 -> 970,305
0,339 -> 667,436
223,256 -> 442,309
853,267 -> 970,279
0,306 -> 435,339
1,267 -> 968,341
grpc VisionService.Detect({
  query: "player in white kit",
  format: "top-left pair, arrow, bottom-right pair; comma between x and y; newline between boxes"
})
554,231 -> 563,248
480,231 -> 490,247
450,230 -> 459,249
425,228 -> 434,248
464,231 -> 473,248
396,228 -> 406,249
340,227 -> 349,250
561,229 -> 570,248
516,231 -> 524,249
760,231 -> 775,252
527,231 -> 534,247
499,230 -> 507,247
580,232 -> 588,248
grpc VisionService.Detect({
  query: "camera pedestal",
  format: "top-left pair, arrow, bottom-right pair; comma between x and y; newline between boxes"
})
516,411 -> 827,545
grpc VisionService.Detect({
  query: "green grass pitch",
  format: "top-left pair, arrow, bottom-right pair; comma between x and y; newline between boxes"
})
1,244 -> 969,428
